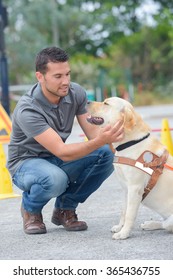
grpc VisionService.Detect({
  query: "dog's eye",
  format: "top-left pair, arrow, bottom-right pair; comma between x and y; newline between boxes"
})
104,102 -> 109,105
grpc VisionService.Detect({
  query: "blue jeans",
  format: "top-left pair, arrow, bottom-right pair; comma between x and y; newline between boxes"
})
12,145 -> 114,213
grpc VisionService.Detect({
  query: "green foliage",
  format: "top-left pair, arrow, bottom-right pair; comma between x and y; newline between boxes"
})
2,0 -> 173,104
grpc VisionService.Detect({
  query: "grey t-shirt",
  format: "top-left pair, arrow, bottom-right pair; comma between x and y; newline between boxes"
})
7,82 -> 87,176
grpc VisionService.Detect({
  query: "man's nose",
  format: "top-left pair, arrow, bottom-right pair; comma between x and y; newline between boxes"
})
62,75 -> 70,84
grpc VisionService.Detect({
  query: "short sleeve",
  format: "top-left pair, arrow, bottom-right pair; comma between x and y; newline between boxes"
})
16,107 -> 50,138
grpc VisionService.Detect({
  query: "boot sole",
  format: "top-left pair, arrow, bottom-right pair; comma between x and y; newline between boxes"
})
51,217 -> 61,226
24,228 -> 47,234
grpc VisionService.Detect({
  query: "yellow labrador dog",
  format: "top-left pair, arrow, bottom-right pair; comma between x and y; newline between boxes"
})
87,97 -> 173,239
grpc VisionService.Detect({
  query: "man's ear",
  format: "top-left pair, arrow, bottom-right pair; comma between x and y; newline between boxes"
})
35,71 -> 43,82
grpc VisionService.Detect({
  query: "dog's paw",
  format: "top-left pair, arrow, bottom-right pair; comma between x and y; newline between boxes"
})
112,231 -> 129,240
111,225 -> 122,233
141,221 -> 152,230
141,220 -> 162,230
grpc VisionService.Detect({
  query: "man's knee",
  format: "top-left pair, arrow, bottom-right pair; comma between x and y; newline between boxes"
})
43,169 -> 69,198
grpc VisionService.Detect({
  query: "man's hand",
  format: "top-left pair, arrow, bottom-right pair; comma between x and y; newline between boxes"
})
96,120 -> 124,145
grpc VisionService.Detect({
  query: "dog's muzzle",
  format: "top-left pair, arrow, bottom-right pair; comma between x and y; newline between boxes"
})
87,115 -> 104,125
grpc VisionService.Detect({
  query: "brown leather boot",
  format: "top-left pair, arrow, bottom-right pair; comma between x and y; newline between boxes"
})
51,209 -> 88,231
21,207 -> 47,234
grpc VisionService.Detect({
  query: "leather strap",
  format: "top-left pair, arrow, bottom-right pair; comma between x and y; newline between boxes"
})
142,149 -> 169,200
114,149 -> 169,201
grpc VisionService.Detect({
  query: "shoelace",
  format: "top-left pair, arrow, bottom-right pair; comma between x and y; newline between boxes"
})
30,214 -> 43,223
62,211 -> 78,221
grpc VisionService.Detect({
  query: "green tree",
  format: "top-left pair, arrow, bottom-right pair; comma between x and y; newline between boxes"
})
5,0 -> 95,83
153,0 -> 173,11
3,0 -> 173,98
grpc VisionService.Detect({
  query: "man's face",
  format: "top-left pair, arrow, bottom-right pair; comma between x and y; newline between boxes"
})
36,61 -> 71,102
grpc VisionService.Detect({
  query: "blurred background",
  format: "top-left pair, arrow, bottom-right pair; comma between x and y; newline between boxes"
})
1,0 -> 173,114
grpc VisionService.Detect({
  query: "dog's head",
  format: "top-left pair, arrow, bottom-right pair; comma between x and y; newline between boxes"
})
87,97 -> 151,141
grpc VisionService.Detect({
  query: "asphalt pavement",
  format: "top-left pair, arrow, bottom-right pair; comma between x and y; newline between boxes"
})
0,104 -> 173,261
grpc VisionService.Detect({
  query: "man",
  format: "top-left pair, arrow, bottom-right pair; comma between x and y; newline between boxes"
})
7,46 -> 124,234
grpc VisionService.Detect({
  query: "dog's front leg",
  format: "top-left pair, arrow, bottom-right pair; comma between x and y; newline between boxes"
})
111,209 -> 126,233
112,185 -> 142,239
111,187 -> 127,233
111,195 -> 127,233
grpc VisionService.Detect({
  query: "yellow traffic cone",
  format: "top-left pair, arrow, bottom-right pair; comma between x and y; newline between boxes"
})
161,118 -> 173,156
0,143 -> 20,199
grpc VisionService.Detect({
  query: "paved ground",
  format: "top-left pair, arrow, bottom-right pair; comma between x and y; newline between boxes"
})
0,104 -> 173,261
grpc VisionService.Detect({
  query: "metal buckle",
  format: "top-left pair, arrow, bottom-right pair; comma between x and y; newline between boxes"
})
114,156 -> 119,163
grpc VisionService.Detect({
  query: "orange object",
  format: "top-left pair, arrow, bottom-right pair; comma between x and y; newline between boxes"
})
164,163 -> 173,171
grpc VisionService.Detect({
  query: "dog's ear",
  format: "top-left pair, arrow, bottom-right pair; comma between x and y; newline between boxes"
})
123,107 -> 136,130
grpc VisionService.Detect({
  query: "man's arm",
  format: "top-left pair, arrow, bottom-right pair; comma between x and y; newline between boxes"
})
34,120 -> 124,162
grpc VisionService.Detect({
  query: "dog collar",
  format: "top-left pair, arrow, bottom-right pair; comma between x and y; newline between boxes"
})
116,133 -> 150,151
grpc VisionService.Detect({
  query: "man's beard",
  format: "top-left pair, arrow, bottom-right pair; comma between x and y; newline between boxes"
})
45,85 -> 69,97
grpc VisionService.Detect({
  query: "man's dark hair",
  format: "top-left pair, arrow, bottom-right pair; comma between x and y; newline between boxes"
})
35,46 -> 69,74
